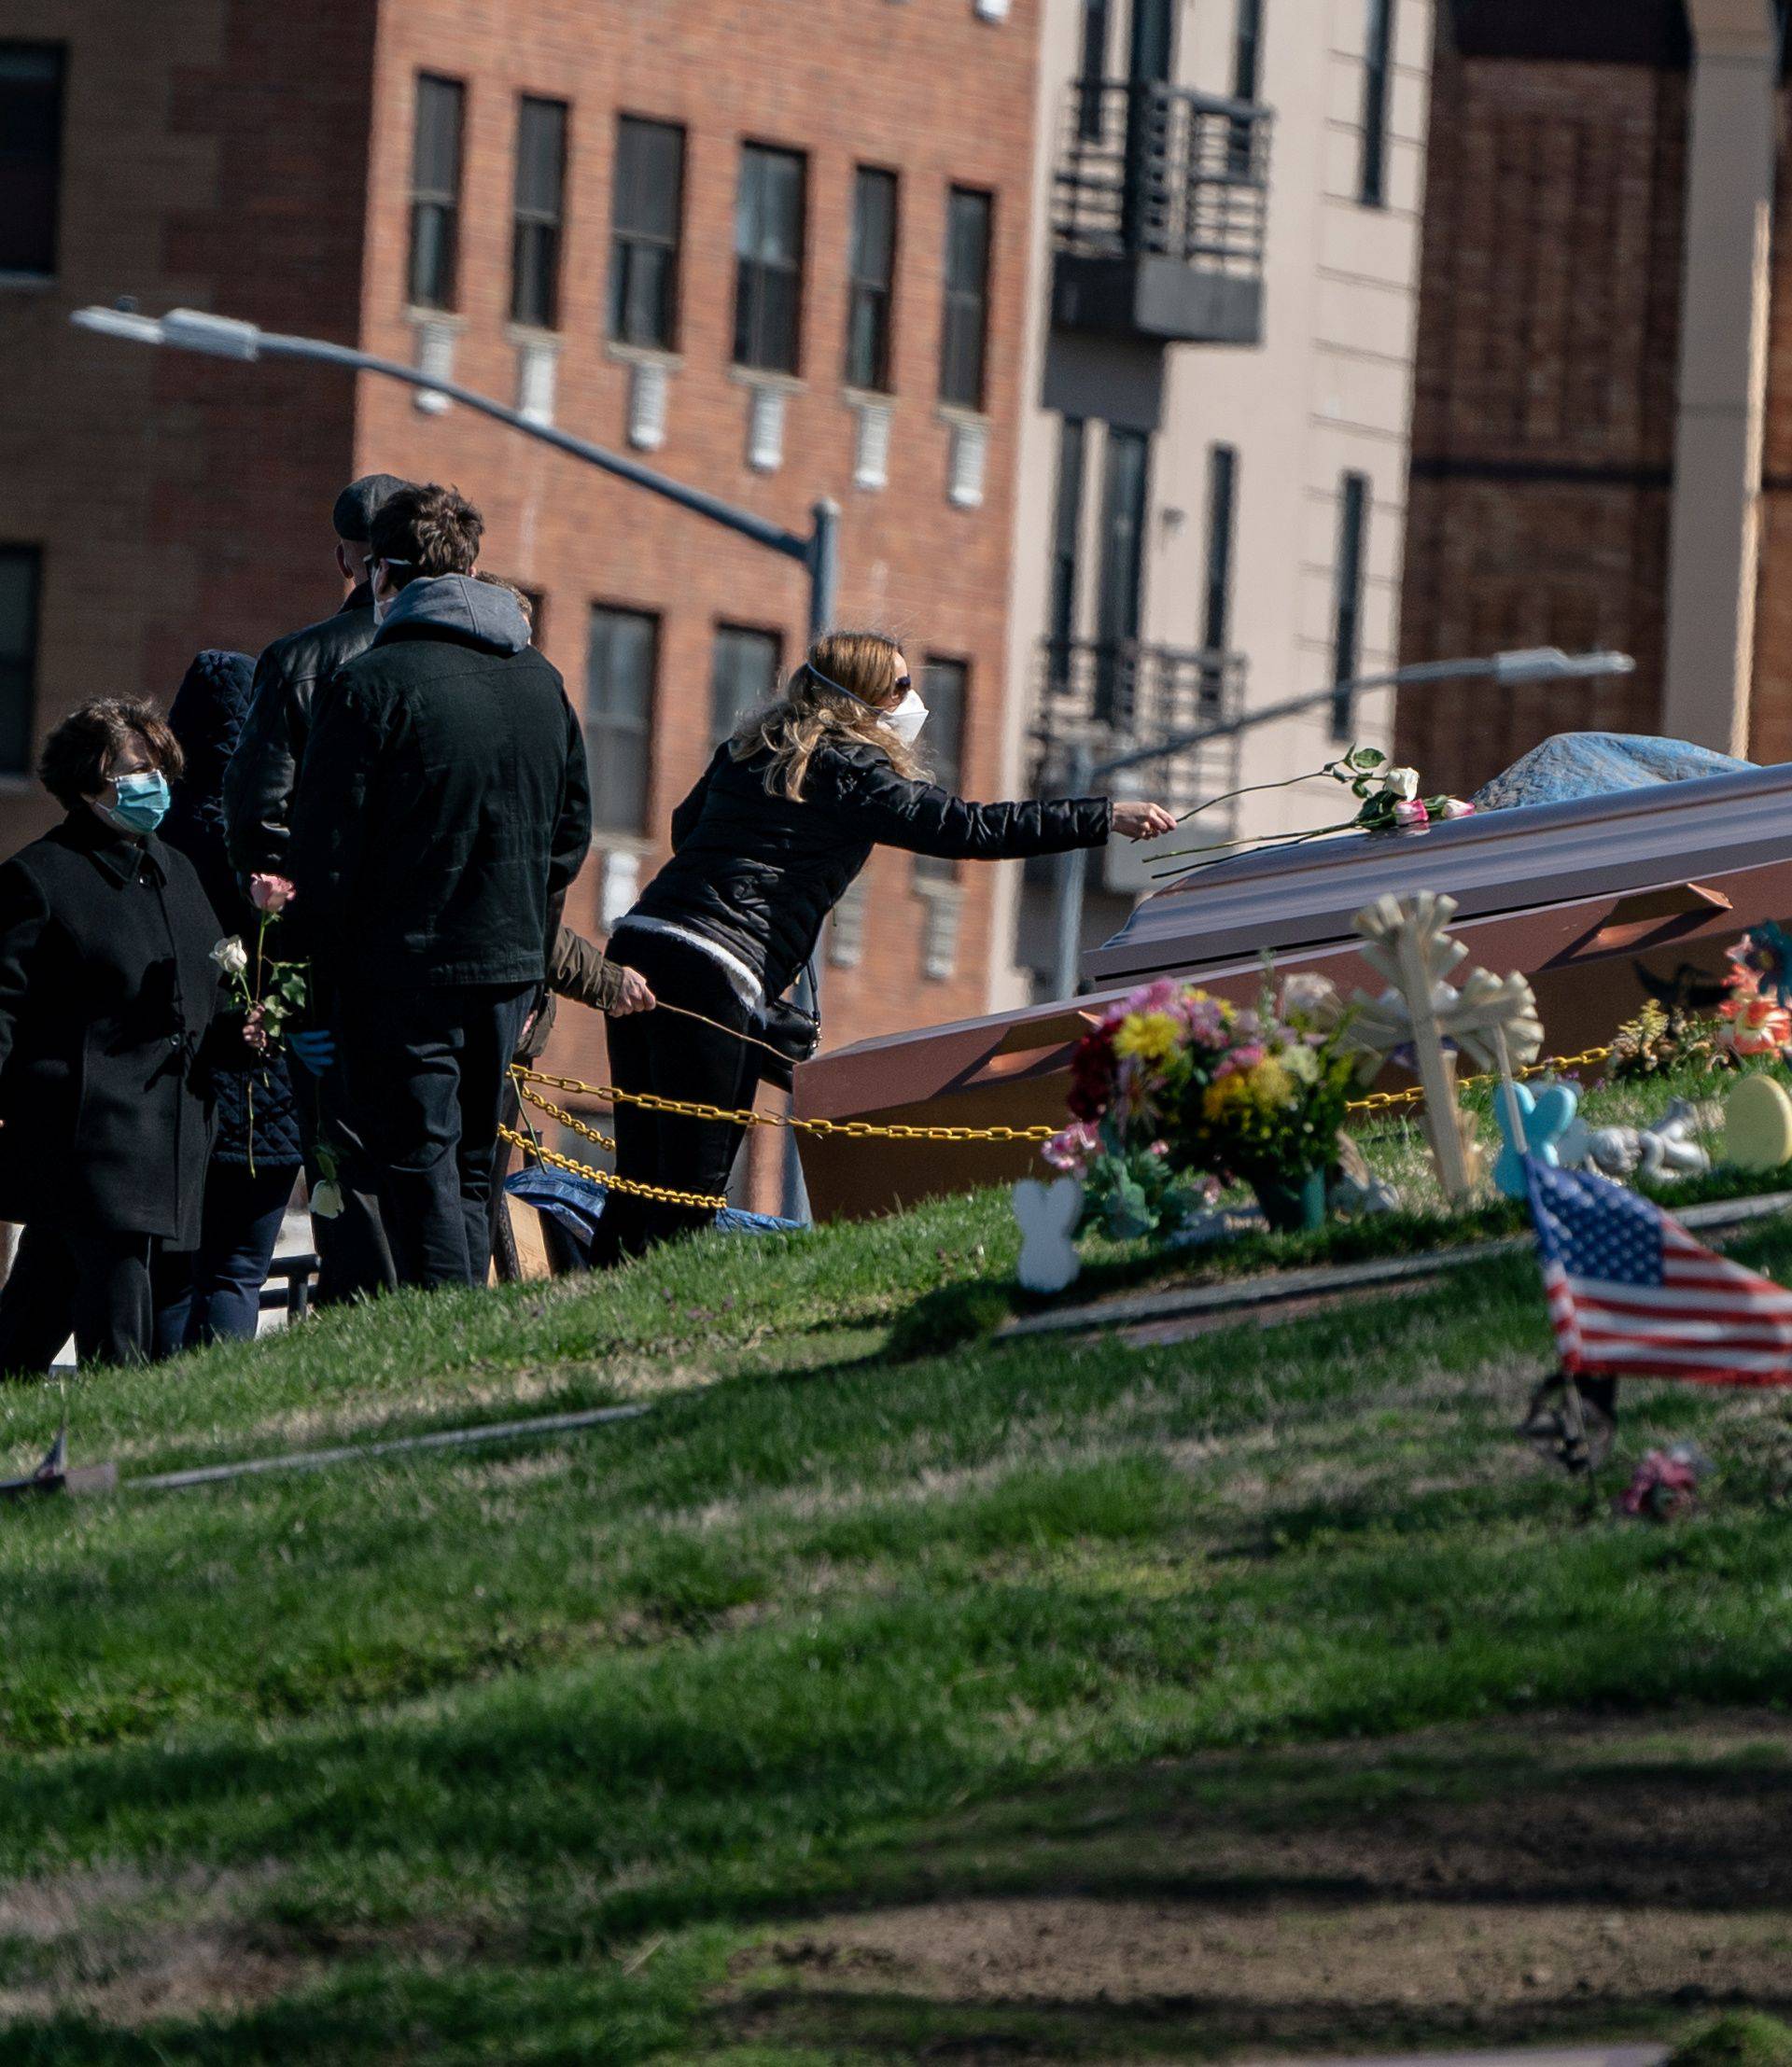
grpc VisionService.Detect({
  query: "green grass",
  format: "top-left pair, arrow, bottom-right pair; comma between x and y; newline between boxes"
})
1,1110 -> 1791,2060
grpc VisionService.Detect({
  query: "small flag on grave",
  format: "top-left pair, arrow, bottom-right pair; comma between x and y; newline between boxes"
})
1524,1158 -> 1792,1386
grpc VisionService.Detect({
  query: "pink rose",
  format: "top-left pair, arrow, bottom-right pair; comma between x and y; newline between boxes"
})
1436,798 -> 1475,820
249,873 -> 297,914
1392,799 -> 1430,829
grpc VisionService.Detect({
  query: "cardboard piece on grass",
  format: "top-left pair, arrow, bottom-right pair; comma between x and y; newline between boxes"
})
1725,1071 -> 1792,1171
0,1425 -> 117,1501
1013,1175 -> 1083,1293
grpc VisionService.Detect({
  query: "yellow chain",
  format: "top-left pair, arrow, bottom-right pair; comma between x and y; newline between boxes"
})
519,1086 -> 618,1156
513,1067 -> 1057,1143
1345,1045 -> 1615,1118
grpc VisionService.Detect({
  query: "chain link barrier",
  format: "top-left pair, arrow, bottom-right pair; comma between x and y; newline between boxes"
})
1345,1044 -> 1615,1118
499,1045 -> 1623,1219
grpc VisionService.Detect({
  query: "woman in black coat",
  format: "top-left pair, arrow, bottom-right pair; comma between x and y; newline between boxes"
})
155,650 -> 305,1350
601,630 -> 1176,1258
0,698 -> 235,1376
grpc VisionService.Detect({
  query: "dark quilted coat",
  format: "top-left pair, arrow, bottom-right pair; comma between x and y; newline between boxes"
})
165,649 -> 303,1171
627,739 -> 1113,999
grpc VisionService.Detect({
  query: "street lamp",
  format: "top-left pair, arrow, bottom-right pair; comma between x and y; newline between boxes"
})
73,302 -> 840,1222
1049,645 -> 1637,999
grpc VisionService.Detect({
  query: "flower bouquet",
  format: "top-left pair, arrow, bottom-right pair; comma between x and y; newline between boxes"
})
1044,973 -> 1361,1237
210,873 -> 312,1177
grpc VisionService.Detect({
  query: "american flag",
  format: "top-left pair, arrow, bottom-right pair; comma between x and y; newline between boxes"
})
1524,1158 -> 1792,1386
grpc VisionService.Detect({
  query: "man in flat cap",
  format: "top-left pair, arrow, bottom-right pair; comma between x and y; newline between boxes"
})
224,472 -> 412,1305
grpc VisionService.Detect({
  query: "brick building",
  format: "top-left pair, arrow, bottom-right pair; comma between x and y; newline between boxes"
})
0,0 -> 1041,1203
1397,0 -> 1792,798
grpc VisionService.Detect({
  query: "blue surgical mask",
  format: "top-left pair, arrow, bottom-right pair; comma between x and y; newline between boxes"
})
97,770 -> 171,836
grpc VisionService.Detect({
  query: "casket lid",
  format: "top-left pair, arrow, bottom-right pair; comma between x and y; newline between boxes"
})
1086,758 -> 1792,985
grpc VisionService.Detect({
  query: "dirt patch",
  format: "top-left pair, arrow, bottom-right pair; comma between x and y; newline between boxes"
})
725,1715 -> 1792,2060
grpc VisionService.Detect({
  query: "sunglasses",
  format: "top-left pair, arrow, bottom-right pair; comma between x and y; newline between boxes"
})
892,676 -> 912,693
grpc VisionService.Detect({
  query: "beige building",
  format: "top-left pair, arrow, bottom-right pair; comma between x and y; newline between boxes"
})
998,0 -> 1435,995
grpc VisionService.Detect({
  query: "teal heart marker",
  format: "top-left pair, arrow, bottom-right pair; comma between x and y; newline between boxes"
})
1493,1078 -> 1580,1199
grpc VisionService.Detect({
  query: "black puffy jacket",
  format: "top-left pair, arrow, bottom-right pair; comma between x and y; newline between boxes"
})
288,575 -> 593,989
164,649 -> 303,1171
224,584 -> 378,876
626,740 -> 1112,999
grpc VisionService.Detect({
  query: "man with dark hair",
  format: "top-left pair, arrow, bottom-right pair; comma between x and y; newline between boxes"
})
223,471 -> 411,1306
289,484 -> 593,1291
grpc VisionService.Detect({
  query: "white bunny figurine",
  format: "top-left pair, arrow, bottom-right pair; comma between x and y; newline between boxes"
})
1012,1176 -> 1084,1294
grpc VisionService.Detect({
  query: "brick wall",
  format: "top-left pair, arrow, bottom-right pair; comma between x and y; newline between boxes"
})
355,0 -> 1043,1201
1396,45 -> 1687,796
0,0 -> 376,854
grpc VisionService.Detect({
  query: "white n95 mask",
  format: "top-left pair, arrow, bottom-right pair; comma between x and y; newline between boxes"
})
882,689 -> 929,747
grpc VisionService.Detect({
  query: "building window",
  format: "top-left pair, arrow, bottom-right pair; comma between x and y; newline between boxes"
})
0,549 -> 40,776
1233,0 -> 1264,98
1360,0 -> 1393,207
1331,472 -> 1370,737
586,607 -> 657,834
916,658 -> 969,882
407,75 -> 463,311
1095,427 -> 1149,723
734,144 -> 806,373
0,44 -> 65,278
1201,445 -> 1238,652
710,624 -> 781,744
1077,0 -> 1112,137
511,96 -> 567,329
608,116 -> 684,351
844,167 -> 898,392
1047,417 -> 1086,685
939,187 -> 992,410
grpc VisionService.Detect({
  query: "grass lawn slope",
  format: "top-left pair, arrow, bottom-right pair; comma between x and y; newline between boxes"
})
0,1168 -> 1790,2063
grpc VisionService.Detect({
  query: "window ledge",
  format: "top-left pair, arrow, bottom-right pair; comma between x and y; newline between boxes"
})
727,365 -> 805,397
404,304 -> 465,329
842,384 -> 896,410
606,340 -> 683,371
505,321 -> 564,348
936,401 -> 990,431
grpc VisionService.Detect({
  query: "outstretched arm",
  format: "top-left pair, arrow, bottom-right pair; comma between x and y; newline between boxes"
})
821,756 -> 1117,862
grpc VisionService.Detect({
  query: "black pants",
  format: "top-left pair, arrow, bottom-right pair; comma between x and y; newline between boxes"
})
0,1222 -> 157,1378
602,930 -> 762,1260
340,983 -> 535,1291
299,1022 -> 397,1307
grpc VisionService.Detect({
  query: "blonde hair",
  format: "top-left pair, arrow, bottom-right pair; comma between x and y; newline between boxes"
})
730,629 -> 921,802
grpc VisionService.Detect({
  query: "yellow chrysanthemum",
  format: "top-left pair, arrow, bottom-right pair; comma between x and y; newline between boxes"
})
1247,1058 -> 1295,1108
1202,1073 -> 1253,1123
1112,1011 -> 1182,1066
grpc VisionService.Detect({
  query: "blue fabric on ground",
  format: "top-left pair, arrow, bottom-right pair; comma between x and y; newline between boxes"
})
505,1167 -> 800,1259
1471,732 -> 1753,812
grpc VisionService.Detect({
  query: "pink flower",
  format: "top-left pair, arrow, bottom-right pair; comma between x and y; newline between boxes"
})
1435,798 -> 1476,820
1392,798 -> 1430,829
1043,1120 -> 1099,1174
1212,1041 -> 1265,1082
249,873 -> 297,914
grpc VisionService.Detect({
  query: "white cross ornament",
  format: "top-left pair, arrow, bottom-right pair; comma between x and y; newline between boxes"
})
1344,893 -> 1545,1206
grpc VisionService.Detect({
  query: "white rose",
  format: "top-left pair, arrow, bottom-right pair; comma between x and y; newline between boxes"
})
210,936 -> 249,977
310,1180 -> 344,1221
1381,766 -> 1421,801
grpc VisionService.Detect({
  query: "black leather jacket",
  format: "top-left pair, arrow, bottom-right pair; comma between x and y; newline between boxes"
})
627,739 -> 1112,999
224,584 -> 378,876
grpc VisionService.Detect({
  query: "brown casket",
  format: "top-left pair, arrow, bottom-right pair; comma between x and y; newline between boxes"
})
793,761 -> 1792,1221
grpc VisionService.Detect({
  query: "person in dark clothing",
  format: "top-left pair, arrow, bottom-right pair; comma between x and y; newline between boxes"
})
289,483 -> 594,1292
604,630 -> 1176,1256
0,700 -> 247,1376
224,471 -> 409,1308
155,650 -> 305,1350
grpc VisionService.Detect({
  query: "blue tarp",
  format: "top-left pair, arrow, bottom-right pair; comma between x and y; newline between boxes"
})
1471,732 -> 1753,812
505,1166 -> 801,1264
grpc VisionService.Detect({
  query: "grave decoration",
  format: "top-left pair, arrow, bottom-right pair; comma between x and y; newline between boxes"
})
1331,893 -> 1544,1208
1718,930 -> 1792,1060
1148,745 -> 1475,880
1560,1096 -> 1715,1184
1043,972 -> 1360,1237
1723,1072 -> 1792,1172
1604,999 -> 1730,1082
